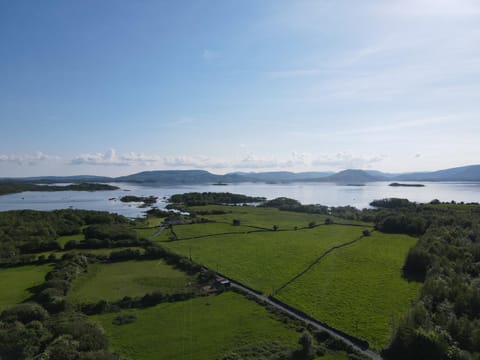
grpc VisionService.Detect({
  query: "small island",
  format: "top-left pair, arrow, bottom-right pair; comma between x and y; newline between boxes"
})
0,182 -> 119,196
120,195 -> 158,207
389,182 -> 425,187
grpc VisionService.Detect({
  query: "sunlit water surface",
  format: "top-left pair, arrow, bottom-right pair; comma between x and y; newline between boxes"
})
1,181 -> 479,218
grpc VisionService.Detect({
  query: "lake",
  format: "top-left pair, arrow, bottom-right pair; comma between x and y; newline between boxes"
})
0,181 -> 479,218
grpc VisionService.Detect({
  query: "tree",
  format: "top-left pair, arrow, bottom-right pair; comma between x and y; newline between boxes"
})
297,332 -> 315,359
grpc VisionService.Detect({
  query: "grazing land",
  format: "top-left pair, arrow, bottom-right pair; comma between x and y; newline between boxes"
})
0,264 -> 52,311
91,291 -> 300,360
186,204 -> 369,229
56,232 -> 85,248
68,260 -> 196,303
276,232 -> 421,351
163,221 -> 254,239
162,224 -> 367,294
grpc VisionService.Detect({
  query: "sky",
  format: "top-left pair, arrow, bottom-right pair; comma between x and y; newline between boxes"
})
1,0 -> 479,177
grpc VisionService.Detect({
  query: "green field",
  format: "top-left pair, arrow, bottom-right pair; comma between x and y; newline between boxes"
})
135,227 -> 160,239
167,222 -> 254,239
187,205 -> 369,229
68,260 -> 196,303
276,231 -> 421,351
0,264 -> 52,311
163,224 -> 367,294
57,233 -> 84,248
91,291 -> 300,360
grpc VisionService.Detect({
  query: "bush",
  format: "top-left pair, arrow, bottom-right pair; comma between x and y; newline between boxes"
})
112,314 -> 137,326
0,303 -> 49,324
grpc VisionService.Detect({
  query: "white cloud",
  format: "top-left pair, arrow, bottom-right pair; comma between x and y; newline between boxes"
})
70,149 -> 128,166
311,153 -> 384,169
0,151 -> 61,166
70,150 -> 228,169
162,155 -> 228,169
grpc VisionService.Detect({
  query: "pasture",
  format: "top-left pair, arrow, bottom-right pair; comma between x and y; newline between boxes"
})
68,259 -> 196,303
276,231 -> 421,351
92,291 -> 298,360
186,204 -> 368,229
162,224 -> 367,294
0,264 -> 52,311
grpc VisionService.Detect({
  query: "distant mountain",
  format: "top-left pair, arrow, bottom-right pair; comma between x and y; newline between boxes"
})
228,171 -> 334,182
114,170 -> 224,184
3,164 -> 480,185
314,169 -> 381,183
0,175 -> 113,184
364,170 -> 397,180
395,165 -> 480,181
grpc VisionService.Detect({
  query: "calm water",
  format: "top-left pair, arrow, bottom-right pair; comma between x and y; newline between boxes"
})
0,181 -> 479,218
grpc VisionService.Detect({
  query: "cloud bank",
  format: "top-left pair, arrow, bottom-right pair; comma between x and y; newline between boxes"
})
0,152 -> 61,166
66,149 -> 384,172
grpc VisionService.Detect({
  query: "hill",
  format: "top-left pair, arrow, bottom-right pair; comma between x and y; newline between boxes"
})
2,164 -> 480,185
228,171 -> 333,182
396,164 -> 480,181
313,169 -> 381,183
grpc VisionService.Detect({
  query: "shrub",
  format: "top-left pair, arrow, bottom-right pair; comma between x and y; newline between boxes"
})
112,314 -> 137,326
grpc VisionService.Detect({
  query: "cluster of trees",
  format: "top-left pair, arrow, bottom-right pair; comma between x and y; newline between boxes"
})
0,210 -> 130,265
80,290 -> 197,316
260,197 -> 361,220
0,182 -> 118,196
169,192 -> 266,206
119,195 -> 157,207
358,200 -> 480,359
0,303 -> 118,360
144,207 -> 178,218
64,224 -> 148,250
36,254 -> 90,313
0,251 -> 119,359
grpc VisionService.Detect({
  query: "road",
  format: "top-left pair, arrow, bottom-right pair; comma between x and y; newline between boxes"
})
226,279 -> 383,360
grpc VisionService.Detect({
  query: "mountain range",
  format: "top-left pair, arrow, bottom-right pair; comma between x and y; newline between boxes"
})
1,165 -> 480,185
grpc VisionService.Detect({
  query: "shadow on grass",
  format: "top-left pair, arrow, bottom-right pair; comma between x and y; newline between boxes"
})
401,269 -> 425,283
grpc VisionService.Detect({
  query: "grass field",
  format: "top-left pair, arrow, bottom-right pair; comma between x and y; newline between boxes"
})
91,291 -> 299,360
186,205 -> 370,229
0,264 -> 52,311
135,227 -> 160,239
167,222 -> 255,239
162,224 -> 367,294
276,231 -> 421,351
57,233 -> 84,248
68,260 -> 196,303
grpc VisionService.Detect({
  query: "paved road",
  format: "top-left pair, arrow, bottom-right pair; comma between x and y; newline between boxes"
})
227,280 -> 383,360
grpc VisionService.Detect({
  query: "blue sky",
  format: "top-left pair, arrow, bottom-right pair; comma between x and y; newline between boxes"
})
1,0 -> 479,176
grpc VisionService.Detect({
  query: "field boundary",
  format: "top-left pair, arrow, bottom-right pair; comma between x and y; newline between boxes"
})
215,274 -> 382,360
274,230 -> 374,295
